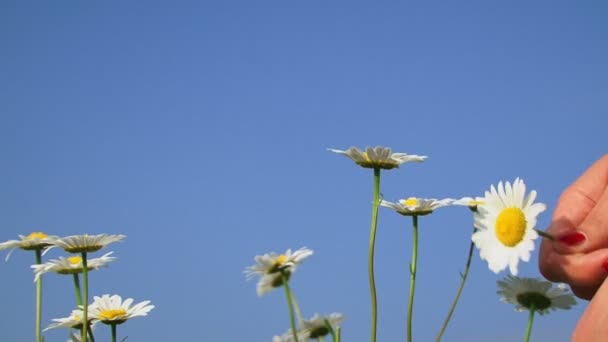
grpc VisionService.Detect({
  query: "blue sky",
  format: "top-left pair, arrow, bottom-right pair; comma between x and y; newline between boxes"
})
1,1 -> 606,341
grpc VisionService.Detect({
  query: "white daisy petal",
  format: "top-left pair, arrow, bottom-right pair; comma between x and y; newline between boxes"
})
88,294 -> 154,325
329,146 -> 426,170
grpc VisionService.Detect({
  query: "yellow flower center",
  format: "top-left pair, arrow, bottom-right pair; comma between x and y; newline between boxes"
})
68,256 -> 82,265
401,198 -> 418,207
99,309 -> 127,320
27,232 -> 48,240
72,314 -> 81,322
495,207 -> 527,247
276,255 -> 287,265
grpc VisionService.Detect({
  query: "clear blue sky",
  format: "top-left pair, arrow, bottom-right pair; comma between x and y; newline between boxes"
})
1,1 -> 606,341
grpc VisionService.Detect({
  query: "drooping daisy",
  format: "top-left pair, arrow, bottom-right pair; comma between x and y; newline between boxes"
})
31,252 -> 117,282
452,196 -> 484,212
328,146 -> 427,170
54,234 -> 126,254
381,197 -> 454,216
497,275 -> 576,314
301,313 -> 345,339
472,178 -> 546,275
245,247 -> 313,296
0,232 -> 58,261
88,294 -> 154,325
44,309 -> 95,331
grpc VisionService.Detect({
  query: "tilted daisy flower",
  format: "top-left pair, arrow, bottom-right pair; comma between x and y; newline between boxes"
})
472,178 -> 546,275
497,276 -> 576,315
54,234 -> 126,253
245,247 -> 313,296
0,232 -> 58,261
272,330 -> 309,342
328,146 -> 427,170
44,309 -> 95,331
88,294 -> 154,325
452,196 -> 484,212
301,313 -> 345,339
381,197 -> 454,216
31,252 -> 117,282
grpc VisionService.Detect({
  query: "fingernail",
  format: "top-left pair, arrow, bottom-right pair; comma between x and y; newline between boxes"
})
557,231 -> 586,246
603,259 -> 608,273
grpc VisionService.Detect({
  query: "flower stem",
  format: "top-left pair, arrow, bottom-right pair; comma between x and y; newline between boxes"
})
81,252 -> 89,342
35,249 -> 43,342
325,319 -> 337,342
336,327 -> 341,342
73,274 -> 83,306
111,323 -> 117,342
436,230 -> 475,342
407,215 -> 419,342
525,306 -> 536,342
368,168 -> 381,342
282,272 -> 299,342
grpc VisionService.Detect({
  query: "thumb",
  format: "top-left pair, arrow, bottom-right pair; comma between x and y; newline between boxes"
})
572,277 -> 608,341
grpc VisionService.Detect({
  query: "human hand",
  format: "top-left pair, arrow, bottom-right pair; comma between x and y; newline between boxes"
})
539,154 -> 608,300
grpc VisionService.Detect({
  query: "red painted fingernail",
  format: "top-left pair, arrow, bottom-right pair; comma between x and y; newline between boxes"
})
603,259 -> 608,273
557,231 -> 586,246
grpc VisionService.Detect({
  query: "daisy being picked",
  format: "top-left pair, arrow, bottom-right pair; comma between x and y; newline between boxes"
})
472,178 -> 547,275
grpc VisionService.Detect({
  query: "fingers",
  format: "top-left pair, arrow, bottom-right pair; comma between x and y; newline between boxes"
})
572,278 -> 608,342
547,155 -> 608,253
539,247 -> 608,298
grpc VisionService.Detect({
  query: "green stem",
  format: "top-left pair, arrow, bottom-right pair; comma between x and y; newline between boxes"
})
435,230 -> 475,342
87,324 -> 96,342
81,252 -> 89,342
35,249 -> 43,342
368,168 -> 381,342
407,215 -> 419,342
325,319 -> 337,342
525,306 -> 536,342
336,327 -> 341,342
73,274 -> 83,306
111,323 -> 117,342
282,272 -> 299,342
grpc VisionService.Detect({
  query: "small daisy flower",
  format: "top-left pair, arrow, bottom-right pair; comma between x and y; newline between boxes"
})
245,247 -> 313,296
301,313 -> 345,339
329,146 -> 427,170
452,196 -> 485,212
381,197 -> 454,216
44,309 -> 95,331
54,234 -> 126,253
31,252 -> 117,282
0,232 -> 58,261
497,276 -> 576,314
272,330 -> 310,342
472,178 -> 546,275
88,294 -> 154,325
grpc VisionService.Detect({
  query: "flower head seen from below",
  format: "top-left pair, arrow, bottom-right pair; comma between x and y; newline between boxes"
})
31,252 -> 117,282
245,247 -> 313,296
88,294 -> 154,325
0,232 -> 58,260
497,276 -> 576,315
272,329 -> 309,342
301,313 -> 345,339
44,309 -> 94,331
328,146 -> 427,170
472,178 -> 546,275
381,197 -> 454,216
452,196 -> 485,212
54,234 -> 126,253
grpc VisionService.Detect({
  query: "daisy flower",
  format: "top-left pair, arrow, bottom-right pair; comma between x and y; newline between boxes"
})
54,234 -> 126,253
381,197 -> 454,216
301,313 -> 345,339
88,294 -> 154,325
272,330 -> 309,342
497,275 -> 576,314
0,232 -> 58,261
44,309 -> 94,331
245,247 -> 313,296
472,178 -> 546,275
328,146 -> 427,170
31,252 -> 116,282
452,196 -> 484,212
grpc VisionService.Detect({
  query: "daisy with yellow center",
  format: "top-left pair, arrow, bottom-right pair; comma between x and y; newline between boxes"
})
472,178 -> 546,275
53,234 -> 126,254
380,197 -> 454,216
31,252 -> 116,282
88,294 -> 154,342
328,146 -> 427,170
497,276 -> 576,341
44,309 -> 93,331
245,247 -> 313,296
0,232 -> 58,260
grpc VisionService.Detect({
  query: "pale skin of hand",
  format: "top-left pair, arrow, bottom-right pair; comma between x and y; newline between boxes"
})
538,154 -> 608,340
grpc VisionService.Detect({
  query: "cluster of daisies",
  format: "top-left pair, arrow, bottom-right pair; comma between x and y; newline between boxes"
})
244,146 -> 576,342
0,233 -> 154,342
